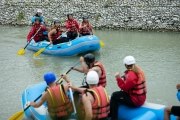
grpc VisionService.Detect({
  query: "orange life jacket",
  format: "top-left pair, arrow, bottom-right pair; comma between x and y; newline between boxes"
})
130,65 -> 147,95
94,61 -> 107,87
47,84 -> 73,117
87,86 -> 110,119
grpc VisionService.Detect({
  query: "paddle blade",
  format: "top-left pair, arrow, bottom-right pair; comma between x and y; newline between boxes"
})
100,40 -> 105,48
33,48 -> 45,57
8,110 -> 24,120
17,49 -> 25,55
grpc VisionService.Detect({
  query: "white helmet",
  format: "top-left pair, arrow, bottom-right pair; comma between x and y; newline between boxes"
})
123,56 -> 136,65
86,71 -> 99,85
37,9 -> 42,13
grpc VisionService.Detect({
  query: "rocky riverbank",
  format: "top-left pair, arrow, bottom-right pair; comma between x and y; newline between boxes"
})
0,0 -> 180,31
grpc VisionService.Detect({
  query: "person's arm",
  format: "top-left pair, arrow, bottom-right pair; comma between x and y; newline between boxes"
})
27,27 -> 35,42
30,92 -> 47,108
82,93 -> 93,120
62,74 -> 86,93
71,84 -> 86,93
40,24 -> 46,31
91,66 -> 102,79
40,16 -> 45,24
73,56 -> 89,73
48,29 -> 56,44
115,71 -> 137,92
88,24 -> 93,34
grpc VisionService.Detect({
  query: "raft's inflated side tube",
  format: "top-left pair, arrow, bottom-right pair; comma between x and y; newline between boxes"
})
132,111 -> 156,120
27,35 -> 100,56
22,82 -> 48,120
118,103 -> 177,120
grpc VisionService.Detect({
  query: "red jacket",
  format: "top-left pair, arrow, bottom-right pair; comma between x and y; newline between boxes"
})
116,69 -> 146,106
65,19 -> 79,32
27,24 -> 46,42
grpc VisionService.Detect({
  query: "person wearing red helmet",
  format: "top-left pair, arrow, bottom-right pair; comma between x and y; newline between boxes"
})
28,72 -> 73,120
109,56 -> 147,120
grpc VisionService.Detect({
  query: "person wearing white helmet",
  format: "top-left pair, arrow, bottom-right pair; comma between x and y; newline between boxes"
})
62,70 -> 110,120
109,56 -> 147,120
37,9 -> 42,13
31,8 -> 45,25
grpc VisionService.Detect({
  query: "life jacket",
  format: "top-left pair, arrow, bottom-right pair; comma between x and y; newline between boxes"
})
80,22 -> 92,34
31,16 -> 44,24
130,65 -> 147,95
34,24 -> 44,40
66,19 -> 79,32
32,24 -> 46,42
86,86 -> 110,119
94,61 -> 107,87
50,28 -> 62,41
47,84 -> 73,117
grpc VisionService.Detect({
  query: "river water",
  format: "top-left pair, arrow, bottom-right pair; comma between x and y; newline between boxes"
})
0,26 -> 180,119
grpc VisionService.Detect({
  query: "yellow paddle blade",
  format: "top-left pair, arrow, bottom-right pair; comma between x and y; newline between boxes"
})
8,110 -> 24,120
17,49 -> 25,55
33,48 -> 45,57
100,40 -> 105,48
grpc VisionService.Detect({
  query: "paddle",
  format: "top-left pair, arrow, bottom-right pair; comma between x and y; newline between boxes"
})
69,88 -> 77,119
33,44 -> 51,57
92,29 -> 105,48
100,40 -> 105,47
33,31 -> 68,57
17,27 -> 41,55
8,61 -> 79,120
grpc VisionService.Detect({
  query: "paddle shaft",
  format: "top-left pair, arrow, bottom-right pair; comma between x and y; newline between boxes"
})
24,27 -> 42,49
45,44 -> 51,48
23,61 -> 79,112
58,61 -> 79,84
57,31 -> 68,40
33,43 -> 51,57
69,88 -> 77,114
24,94 -> 43,111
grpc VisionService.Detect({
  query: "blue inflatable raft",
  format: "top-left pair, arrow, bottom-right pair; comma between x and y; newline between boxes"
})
22,82 -> 176,120
27,35 -> 100,56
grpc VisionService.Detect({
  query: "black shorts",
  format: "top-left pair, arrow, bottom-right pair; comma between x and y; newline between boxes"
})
171,106 -> 180,116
